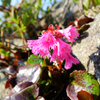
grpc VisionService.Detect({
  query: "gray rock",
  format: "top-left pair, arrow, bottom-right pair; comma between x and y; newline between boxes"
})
40,0 -> 82,28
72,13 -> 100,79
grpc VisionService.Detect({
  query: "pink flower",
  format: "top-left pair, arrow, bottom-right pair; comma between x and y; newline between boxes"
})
50,37 -> 71,62
27,32 -> 56,58
64,53 -> 79,69
27,24 -> 79,70
50,37 -> 79,69
57,25 -> 79,43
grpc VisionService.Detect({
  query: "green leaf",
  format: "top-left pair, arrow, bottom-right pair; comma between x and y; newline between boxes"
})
83,0 -> 90,10
27,54 -> 44,66
96,0 -> 100,4
39,80 -> 50,95
70,70 -> 100,100
39,0 -> 42,6
92,0 -> 99,7
5,51 -> 10,57
6,22 -> 12,27
73,0 -> 79,4
0,18 -> 2,22
0,49 -> 10,57
78,24 -> 90,33
22,13 -> 30,26
1,0 -> 11,6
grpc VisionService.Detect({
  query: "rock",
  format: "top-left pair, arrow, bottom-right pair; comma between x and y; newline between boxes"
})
40,0 -> 82,28
72,13 -> 100,80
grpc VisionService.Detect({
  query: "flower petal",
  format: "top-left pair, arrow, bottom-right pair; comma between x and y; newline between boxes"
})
50,37 -> 71,62
57,25 -> 79,43
64,53 -> 79,69
27,32 -> 56,58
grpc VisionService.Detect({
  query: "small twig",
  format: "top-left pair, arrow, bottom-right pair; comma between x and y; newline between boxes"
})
4,41 -> 18,47
10,29 -> 19,37
21,32 -> 27,45
1,28 -> 4,44
18,0 -> 24,10
18,6 -> 31,13
0,5 -> 11,12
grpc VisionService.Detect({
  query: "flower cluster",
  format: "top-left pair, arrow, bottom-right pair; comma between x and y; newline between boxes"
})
27,24 -> 79,69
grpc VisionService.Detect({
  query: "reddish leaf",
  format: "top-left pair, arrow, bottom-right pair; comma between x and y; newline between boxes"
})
77,90 -> 93,100
5,60 -> 24,75
5,78 -> 11,89
66,84 -> 93,100
13,59 -> 19,66
48,60 -> 62,71
5,77 -> 17,89
5,64 -> 41,90
69,70 -> 99,100
4,56 -> 9,61
17,64 -> 42,83
68,17 -> 94,28
0,61 -> 8,69
5,65 -> 18,75
4,81 -> 39,100
77,17 -> 94,28
14,50 -> 31,60
66,84 -> 86,100
48,66 -> 61,76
